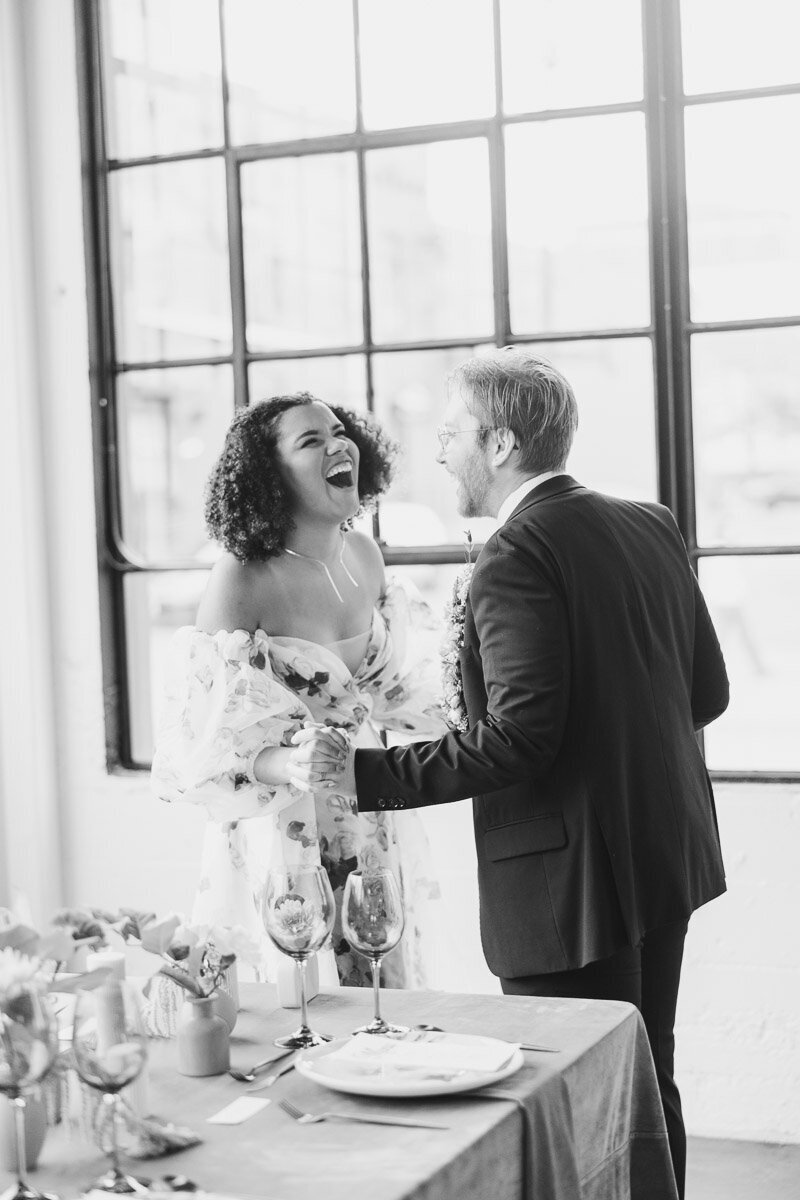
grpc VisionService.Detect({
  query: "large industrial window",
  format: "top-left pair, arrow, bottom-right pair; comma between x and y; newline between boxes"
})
75,0 -> 800,779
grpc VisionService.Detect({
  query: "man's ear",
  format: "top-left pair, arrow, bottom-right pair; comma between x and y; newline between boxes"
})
491,427 -> 517,468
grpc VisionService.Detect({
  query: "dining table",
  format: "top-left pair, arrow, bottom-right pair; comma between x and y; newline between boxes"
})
11,982 -> 678,1200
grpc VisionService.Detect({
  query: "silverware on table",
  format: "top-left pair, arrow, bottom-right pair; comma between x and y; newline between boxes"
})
245,1053 -> 301,1091
278,1098 -> 449,1130
518,1042 -> 560,1053
229,1046 -> 296,1082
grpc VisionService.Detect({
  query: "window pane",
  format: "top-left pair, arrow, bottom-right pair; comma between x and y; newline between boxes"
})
371,348 -> 498,546
223,0 -> 356,144
358,0 -> 494,129
242,155 -> 362,351
506,114 -> 650,333
700,557 -> 800,773
249,356 -> 367,411
681,0 -> 800,94
117,366 -> 233,562
125,570 -> 211,763
693,329 -> 800,548
500,0 -> 643,113
366,141 -> 494,344
537,338 -> 656,500
110,161 -> 232,362
103,0 -> 223,159
685,97 -> 800,322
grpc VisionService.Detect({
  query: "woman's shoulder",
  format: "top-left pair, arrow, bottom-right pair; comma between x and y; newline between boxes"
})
196,552 -> 281,635
345,529 -> 385,590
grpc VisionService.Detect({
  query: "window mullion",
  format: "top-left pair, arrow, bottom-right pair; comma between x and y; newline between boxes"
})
218,0 -> 248,409
642,0 -> 695,547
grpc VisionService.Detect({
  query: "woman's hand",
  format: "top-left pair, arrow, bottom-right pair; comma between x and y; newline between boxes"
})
286,726 -> 351,794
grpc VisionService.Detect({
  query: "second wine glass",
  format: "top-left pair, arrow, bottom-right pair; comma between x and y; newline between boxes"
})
261,865 -> 335,1049
342,868 -> 407,1036
72,981 -> 149,1195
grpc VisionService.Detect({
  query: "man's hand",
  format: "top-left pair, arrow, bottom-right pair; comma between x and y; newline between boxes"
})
288,726 -> 354,795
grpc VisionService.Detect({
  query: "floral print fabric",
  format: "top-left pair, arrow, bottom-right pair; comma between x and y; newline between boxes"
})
151,578 -> 447,988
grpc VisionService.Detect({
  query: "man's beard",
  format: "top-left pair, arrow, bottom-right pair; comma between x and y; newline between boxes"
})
455,449 -> 491,518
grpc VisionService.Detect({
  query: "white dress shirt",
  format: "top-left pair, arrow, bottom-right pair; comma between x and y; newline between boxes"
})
497,471 -> 568,526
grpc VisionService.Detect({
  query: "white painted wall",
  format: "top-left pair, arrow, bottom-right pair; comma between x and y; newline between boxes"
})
1,0 -> 797,1145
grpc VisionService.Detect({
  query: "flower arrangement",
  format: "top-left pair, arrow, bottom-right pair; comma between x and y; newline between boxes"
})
0,907 -> 110,992
440,561 -> 475,733
117,911 -> 259,999
0,946 -> 49,1003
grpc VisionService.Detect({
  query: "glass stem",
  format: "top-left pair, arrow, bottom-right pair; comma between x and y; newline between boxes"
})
372,956 -> 383,1024
297,957 -> 310,1033
12,1095 -> 27,1190
105,1091 -> 122,1179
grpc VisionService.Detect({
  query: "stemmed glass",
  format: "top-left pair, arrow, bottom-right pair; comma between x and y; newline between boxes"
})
261,866 -> 335,1049
72,981 -> 149,1195
0,983 -> 59,1200
342,868 -> 407,1036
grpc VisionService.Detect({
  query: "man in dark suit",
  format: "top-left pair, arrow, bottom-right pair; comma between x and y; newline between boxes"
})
303,348 -> 729,1198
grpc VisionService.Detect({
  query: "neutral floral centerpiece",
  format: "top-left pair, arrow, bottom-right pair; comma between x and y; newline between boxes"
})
114,911 -> 260,1036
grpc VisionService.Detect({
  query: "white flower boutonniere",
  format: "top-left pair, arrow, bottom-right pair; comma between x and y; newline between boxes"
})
440,542 -> 475,732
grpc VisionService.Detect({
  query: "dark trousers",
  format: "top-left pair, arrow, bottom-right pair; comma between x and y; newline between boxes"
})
500,919 -> 689,1200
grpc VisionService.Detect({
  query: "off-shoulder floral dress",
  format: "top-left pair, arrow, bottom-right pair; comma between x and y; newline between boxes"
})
151,578 -> 448,988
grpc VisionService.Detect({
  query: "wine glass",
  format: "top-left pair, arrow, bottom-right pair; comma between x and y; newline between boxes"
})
342,868 -> 407,1036
0,982 -> 59,1200
71,981 -> 149,1195
261,866 -> 335,1049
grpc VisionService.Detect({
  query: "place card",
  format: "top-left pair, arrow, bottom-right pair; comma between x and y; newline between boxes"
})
206,1097 -> 271,1125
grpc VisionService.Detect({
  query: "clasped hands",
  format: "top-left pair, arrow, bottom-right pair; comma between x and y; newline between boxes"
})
286,725 -> 356,796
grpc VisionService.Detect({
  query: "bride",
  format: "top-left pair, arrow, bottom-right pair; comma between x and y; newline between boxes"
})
151,393 -> 447,987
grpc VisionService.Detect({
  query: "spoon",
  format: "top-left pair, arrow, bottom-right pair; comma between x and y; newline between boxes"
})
228,1047 -> 295,1082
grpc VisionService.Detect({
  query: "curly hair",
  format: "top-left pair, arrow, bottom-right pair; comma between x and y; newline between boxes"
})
205,393 -> 397,562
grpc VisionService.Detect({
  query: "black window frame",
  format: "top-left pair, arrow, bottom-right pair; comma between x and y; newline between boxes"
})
74,0 -> 800,782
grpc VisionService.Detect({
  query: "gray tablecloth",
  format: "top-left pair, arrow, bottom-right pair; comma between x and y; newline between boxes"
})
14,984 -> 677,1200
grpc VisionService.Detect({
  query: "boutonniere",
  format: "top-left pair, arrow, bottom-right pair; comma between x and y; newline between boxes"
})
440,532 -> 476,732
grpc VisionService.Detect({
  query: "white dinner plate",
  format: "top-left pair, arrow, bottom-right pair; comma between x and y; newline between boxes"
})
295,1033 -> 524,1099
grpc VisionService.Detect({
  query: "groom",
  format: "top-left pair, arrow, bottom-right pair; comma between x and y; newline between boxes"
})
302,347 -> 729,1198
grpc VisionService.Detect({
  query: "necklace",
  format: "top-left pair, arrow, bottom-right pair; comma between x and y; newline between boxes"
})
284,533 -> 359,604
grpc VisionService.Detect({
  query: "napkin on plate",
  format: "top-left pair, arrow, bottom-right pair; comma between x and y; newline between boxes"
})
323,1033 -> 515,1079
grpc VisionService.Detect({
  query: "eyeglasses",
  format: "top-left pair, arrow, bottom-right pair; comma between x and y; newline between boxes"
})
435,426 -> 495,452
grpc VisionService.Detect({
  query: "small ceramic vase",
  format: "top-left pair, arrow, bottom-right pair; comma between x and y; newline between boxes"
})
176,996 -> 230,1077
0,1093 -> 47,1171
212,988 -> 237,1034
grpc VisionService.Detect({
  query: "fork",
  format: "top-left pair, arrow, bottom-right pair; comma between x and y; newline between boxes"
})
278,1097 -> 449,1130
245,1052 -> 301,1091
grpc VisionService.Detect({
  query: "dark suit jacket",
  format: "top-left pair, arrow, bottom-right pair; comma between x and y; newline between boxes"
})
355,477 -> 730,978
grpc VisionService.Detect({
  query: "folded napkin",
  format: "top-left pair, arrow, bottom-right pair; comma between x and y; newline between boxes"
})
325,1032 -> 515,1078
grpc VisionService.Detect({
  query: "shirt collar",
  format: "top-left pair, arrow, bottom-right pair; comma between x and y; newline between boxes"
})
497,471 -> 567,525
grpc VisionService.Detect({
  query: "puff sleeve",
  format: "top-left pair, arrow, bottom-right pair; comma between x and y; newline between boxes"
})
151,627 -> 311,822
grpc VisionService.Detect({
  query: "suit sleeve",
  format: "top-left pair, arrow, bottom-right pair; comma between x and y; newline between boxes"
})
354,542 -> 570,810
690,571 -> 730,731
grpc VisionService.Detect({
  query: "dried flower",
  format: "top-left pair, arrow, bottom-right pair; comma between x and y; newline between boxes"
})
440,563 -> 474,733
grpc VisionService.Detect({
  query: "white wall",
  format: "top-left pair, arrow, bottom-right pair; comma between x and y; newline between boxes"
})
1,0 -> 797,1145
